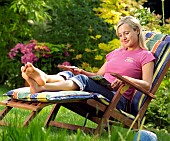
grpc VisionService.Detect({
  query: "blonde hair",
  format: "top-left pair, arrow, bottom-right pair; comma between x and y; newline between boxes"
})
116,16 -> 147,50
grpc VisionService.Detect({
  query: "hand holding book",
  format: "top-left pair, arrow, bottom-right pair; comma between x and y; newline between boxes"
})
88,75 -> 113,90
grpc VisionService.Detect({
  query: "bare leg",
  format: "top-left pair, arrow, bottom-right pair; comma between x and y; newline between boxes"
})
22,71 -> 79,94
22,62 -> 65,85
45,74 -> 66,83
41,80 -> 79,92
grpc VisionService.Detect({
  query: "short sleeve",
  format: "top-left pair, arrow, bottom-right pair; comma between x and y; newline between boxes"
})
140,51 -> 155,66
106,49 -> 119,61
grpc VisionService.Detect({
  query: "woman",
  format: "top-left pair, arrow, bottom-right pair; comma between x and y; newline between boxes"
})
21,16 -> 155,111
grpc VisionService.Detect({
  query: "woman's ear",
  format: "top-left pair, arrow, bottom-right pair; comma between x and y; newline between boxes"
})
136,27 -> 140,35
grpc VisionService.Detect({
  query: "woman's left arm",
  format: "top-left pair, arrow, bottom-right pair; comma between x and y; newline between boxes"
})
123,61 -> 155,91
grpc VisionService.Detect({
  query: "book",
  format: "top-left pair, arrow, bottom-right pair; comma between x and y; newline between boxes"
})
89,75 -> 112,90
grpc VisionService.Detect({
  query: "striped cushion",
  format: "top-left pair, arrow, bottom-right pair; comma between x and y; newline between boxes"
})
4,87 -> 106,102
145,32 -> 167,41
146,39 -> 170,88
130,32 -> 170,116
164,35 -> 170,42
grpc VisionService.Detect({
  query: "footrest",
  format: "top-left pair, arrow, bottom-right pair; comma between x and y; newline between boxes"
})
0,98 -> 51,111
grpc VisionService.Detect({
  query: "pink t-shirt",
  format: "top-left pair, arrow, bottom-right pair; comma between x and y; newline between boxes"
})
104,48 -> 155,100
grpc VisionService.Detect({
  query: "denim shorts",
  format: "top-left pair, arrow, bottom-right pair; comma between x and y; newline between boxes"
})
58,71 -> 128,111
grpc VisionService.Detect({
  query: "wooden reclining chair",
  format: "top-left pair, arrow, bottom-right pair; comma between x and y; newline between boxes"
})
0,32 -> 170,135
43,32 -> 170,135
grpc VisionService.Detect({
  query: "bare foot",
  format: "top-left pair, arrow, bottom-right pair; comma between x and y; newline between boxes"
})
21,63 -> 31,72
21,65 -> 27,72
22,72 -> 42,94
25,62 -> 46,86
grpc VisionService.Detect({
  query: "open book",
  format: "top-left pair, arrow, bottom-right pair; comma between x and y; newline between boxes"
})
89,75 -> 112,90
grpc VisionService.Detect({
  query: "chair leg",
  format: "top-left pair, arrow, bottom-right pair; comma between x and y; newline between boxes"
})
94,118 -> 108,135
22,108 -> 43,127
0,106 -> 13,126
0,106 -> 13,120
44,103 -> 61,127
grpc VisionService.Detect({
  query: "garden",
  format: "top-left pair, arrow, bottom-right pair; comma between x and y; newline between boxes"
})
0,0 -> 170,140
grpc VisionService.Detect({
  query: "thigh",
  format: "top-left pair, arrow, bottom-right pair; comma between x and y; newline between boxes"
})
71,74 -> 128,110
70,74 -> 115,100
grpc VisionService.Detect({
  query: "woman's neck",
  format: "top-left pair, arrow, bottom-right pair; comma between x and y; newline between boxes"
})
126,46 -> 140,51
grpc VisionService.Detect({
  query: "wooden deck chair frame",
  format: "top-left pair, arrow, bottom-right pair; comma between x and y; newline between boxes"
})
43,33 -> 170,135
0,32 -> 170,136
43,73 -> 158,135
0,98 -> 87,127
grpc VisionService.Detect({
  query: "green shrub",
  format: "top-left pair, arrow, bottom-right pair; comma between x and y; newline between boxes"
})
34,0 -> 115,69
1,0 -> 116,87
145,70 -> 170,132
0,0 -> 51,87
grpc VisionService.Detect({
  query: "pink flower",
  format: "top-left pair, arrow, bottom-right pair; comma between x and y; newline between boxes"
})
42,53 -> 51,58
41,46 -> 51,58
21,53 -> 38,64
15,43 -> 24,50
9,40 -> 55,65
64,51 -> 69,57
20,43 -> 35,54
43,46 -> 50,52
62,61 -> 71,66
8,51 -> 17,59
9,43 -> 25,59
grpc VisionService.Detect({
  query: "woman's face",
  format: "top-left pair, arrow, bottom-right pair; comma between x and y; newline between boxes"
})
117,23 -> 140,50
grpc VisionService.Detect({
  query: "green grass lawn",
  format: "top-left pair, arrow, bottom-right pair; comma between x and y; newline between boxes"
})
0,85 -> 169,141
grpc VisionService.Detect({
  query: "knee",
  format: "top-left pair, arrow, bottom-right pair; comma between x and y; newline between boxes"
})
73,74 -> 89,85
57,71 -> 75,80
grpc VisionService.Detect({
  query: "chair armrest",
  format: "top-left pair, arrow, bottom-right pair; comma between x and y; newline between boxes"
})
111,73 -> 156,99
